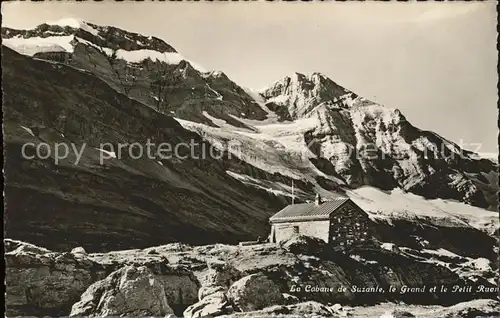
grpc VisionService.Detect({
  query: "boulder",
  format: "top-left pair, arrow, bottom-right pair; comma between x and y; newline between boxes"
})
70,265 -> 174,317
71,246 -> 87,256
281,235 -> 327,255
183,260 -> 242,317
227,273 -> 285,312
183,291 -> 233,318
5,246 -> 106,316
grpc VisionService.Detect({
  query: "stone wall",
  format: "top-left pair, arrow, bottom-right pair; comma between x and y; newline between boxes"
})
329,202 -> 374,249
272,220 -> 330,243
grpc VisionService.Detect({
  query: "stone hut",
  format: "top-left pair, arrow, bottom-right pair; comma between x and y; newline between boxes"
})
269,194 -> 374,249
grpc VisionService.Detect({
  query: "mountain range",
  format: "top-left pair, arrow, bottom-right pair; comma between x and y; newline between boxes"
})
3,18 -> 499,318
2,18 -> 498,252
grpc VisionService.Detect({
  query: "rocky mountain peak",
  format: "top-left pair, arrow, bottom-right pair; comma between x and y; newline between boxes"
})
2,20 -> 271,126
260,72 -> 367,119
1,18 -> 177,56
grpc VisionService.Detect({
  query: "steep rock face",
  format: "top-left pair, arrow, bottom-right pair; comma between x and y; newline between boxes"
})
261,72 -> 356,119
183,260 -> 242,317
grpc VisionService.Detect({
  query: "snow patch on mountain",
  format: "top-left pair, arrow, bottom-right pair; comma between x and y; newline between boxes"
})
421,248 -> 461,259
47,18 -> 100,36
3,29 -> 206,72
226,170 -> 298,198
114,49 -> 184,64
205,84 -> 223,100
202,111 -> 229,127
266,94 -> 290,106
20,125 -> 35,137
175,115 -> 320,180
177,103 -> 498,234
201,70 -> 224,79
236,117 -> 319,154
118,49 -> 206,72
380,243 -> 397,251
95,147 -> 117,159
2,36 -> 75,56
347,186 -> 498,233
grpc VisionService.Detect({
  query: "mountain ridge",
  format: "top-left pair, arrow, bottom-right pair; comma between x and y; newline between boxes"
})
2,45 -> 290,251
3,19 -> 497,209
1,20 -> 498,253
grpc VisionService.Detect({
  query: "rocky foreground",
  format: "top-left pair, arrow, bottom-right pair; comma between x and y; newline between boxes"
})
5,237 -> 499,317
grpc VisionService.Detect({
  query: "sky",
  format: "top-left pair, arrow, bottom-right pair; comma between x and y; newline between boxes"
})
2,1 -> 498,155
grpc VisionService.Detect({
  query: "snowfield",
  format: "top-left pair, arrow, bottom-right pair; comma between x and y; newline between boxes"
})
3,20 -> 206,72
348,186 -> 499,233
176,102 -> 499,234
175,114 -> 321,180
174,83 -> 499,234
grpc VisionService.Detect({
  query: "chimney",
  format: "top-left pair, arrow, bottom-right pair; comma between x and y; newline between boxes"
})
315,193 -> 322,206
